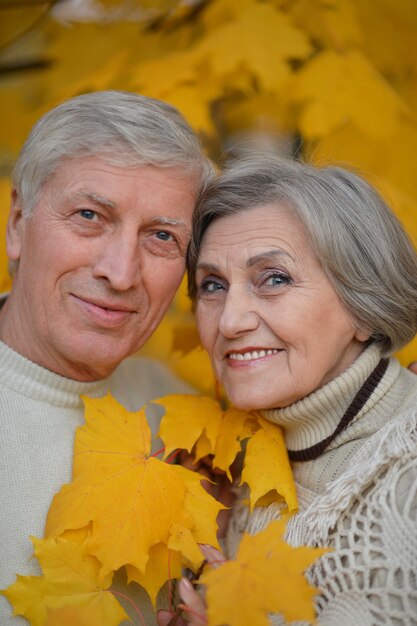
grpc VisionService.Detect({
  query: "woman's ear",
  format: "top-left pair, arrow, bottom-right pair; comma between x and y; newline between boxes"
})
354,327 -> 372,343
6,189 -> 24,261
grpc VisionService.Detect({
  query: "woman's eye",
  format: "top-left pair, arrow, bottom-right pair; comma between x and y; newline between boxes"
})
200,279 -> 224,293
79,209 -> 97,221
264,272 -> 291,287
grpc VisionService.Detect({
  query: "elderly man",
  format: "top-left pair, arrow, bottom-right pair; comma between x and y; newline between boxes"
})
0,90 -> 213,624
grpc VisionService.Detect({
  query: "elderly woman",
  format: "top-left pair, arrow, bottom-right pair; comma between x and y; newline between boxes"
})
180,155 -> 417,626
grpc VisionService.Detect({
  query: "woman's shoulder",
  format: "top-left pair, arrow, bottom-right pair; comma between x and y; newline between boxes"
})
287,404 -> 417,546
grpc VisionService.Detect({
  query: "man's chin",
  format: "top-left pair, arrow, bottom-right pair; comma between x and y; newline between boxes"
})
58,339 -> 140,382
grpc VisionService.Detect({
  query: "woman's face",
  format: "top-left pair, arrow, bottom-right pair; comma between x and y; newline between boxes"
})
195,204 -> 370,410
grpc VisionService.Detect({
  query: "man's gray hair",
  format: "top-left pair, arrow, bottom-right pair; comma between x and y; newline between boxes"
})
188,154 -> 417,355
13,90 -> 214,215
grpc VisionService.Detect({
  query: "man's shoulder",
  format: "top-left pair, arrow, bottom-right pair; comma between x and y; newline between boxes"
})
107,355 -> 195,412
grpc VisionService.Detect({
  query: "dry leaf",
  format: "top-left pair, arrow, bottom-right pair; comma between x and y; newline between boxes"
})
201,520 -> 327,626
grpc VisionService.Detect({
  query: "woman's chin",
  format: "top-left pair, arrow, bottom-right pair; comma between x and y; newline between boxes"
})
226,392 -> 287,412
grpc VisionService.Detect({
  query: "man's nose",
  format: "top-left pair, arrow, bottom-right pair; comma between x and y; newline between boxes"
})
218,286 -> 259,338
92,232 -> 140,291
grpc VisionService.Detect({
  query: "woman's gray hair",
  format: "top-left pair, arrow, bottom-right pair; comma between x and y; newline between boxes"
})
188,154 -> 417,355
13,90 -> 214,215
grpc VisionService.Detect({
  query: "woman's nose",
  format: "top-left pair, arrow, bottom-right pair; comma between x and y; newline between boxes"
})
218,287 -> 259,338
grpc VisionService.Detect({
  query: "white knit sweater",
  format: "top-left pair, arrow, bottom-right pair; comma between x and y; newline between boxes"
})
0,338 -> 192,626
226,345 -> 417,625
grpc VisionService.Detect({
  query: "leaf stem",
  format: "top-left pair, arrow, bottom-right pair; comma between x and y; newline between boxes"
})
166,449 -> 182,464
150,446 -> 166,458
168,549 -> 174,615
109,589 -> 146,626
178,602 -> 208,625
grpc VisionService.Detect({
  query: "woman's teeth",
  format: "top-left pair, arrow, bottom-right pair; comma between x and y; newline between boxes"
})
228,349 -> 279,361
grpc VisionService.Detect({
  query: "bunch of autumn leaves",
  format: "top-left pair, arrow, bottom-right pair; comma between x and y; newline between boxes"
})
3,394 -> 326,626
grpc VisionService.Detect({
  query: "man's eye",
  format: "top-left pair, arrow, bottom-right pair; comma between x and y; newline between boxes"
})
155,231 -> 173,242
79,209 -> 97,221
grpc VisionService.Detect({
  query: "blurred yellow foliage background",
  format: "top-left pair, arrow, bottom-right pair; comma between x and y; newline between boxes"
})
1,0 -> 417,383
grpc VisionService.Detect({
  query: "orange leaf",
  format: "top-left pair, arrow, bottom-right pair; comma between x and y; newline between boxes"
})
1,537 -> 127,626
201,520 -> 327,626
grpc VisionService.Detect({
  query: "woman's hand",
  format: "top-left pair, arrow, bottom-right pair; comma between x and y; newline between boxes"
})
156,545 -> 226,626
408,362 -> 417,375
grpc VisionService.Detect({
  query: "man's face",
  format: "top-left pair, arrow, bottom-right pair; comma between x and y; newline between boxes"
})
3,157 -> 196,380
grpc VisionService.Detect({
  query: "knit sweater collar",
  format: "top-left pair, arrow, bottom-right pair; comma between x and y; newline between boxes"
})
260,344 -> 397,452
0,338 -> 110,408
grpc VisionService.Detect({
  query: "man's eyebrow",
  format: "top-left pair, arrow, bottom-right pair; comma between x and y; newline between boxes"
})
247,249 -> 294,267
74,191 -> 116,210
150,216 -> 190,232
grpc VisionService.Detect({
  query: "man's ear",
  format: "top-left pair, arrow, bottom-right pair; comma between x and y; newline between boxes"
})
6,189 -> 24,261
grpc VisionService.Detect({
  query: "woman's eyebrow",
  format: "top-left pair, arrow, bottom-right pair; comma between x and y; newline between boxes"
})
247,249 -> 294,267
196,261 -> 220,273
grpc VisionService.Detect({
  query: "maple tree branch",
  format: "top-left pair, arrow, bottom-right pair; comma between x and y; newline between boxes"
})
0,0 -> 59,54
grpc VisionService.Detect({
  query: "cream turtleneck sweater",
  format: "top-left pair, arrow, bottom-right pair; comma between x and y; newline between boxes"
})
226,345 -> 417,626
0,338 -> 192,626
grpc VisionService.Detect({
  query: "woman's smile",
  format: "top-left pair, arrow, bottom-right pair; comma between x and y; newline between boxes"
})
196,203 -> 369,410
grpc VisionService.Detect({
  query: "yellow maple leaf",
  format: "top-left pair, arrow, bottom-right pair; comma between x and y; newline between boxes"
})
1,536 -> 127,626
156,395 -> 297,508
396,335 -> 417,368
242,416 -> 297,513
125,543 -> 182,608
155,394 -> 223,457
309,119 -> 417,203
290,0 -> 362,51
0,178 -> 12,294
196,3 -> 312,91
173,464 -> 222,549
352,0 -> 417,77
131,48 -> 197,98
212,408 -> 257,480
292,49 -> 407,139
45,394 -> 222,581
168,465 -> 223,570
169,346 -> 217,396
201,520 -> 327,626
